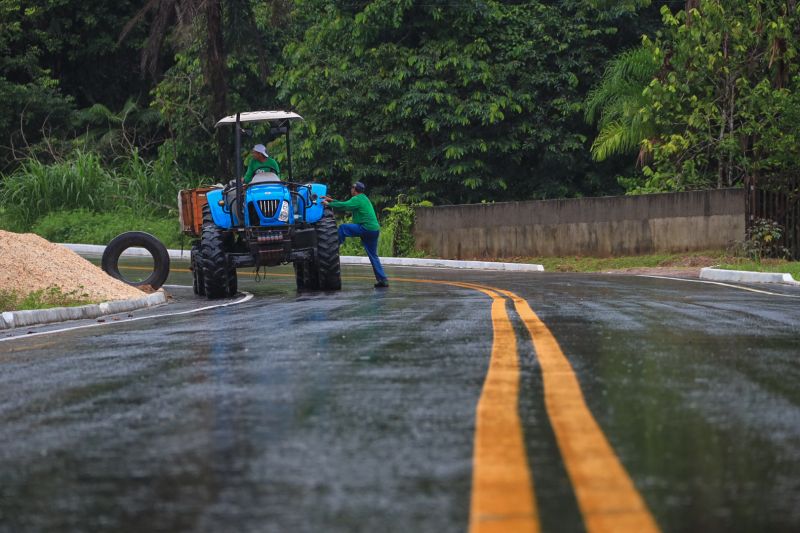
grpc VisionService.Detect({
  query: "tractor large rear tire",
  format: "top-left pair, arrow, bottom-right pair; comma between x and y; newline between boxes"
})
315,208 -> 341,291
200,205 -> 236,299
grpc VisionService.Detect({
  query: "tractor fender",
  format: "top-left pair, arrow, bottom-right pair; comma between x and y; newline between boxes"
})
305,183 -> 328,223
101,231 -> 170,290
205,189 -> 234,228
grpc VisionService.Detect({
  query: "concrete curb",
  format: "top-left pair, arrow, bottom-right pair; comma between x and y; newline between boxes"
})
60,243 -> 545,272
699,267 -> 800,285
63,243 -> 193,259
339,255 -> 544,272
0,291 -> 167,331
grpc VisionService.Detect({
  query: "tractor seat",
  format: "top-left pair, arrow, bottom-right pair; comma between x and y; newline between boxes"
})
250,171 -> 281,184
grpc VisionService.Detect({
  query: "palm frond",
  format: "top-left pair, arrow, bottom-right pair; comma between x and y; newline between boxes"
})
591,120 -> 645,162
585,46 -> 658,123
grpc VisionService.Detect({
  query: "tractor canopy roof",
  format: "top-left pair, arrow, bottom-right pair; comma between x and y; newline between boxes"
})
215,111 -> 303,127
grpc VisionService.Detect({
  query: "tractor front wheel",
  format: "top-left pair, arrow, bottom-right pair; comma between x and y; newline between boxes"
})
315,208 -> 341,290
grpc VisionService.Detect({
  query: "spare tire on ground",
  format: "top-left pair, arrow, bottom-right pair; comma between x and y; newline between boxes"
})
101,231 -> 170,290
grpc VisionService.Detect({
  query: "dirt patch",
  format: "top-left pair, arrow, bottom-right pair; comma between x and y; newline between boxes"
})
604,255 -> 723,277
602,267 -> 703,278
0,230 -> 145,301
654,255 -> 720,268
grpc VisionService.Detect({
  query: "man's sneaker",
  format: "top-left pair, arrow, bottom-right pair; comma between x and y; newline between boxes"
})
374,280 -> 389,288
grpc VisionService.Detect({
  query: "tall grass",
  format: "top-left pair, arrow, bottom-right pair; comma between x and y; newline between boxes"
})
0,151 -> 111,230
114,150 -> 191,215
31,209 -> 183,248
0,149 -> 199,232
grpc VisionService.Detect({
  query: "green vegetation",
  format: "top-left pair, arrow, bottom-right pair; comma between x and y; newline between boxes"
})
31,209 -> 183,248
588,1 -> 800,195
585,47 -> 659,164
0,150 -> 197,246
2,152 -> 112,229
0,1 -> 797,258
732,218 -> 792,262
338,200 -> 428,258
0,286 -> 97,313
276,0 -> 656,204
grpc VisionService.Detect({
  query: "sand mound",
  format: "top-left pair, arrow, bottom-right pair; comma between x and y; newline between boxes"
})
0,230 -> 145,301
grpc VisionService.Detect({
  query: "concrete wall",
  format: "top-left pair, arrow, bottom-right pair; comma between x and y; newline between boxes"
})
413,189 -> 745,258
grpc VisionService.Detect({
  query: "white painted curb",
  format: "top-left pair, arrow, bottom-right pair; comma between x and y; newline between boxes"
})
0,291 -> 167,331
62,243 -> 193,259
700,267 -> 800,285
340,255 -> 544,271
60,243 -> 545,272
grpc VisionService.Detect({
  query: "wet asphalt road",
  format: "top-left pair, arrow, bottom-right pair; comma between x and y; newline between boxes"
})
1,262 -> 799,533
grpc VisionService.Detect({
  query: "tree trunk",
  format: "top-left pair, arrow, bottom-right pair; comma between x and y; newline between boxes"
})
685,0 -> 700,25
202,0 -> 230,180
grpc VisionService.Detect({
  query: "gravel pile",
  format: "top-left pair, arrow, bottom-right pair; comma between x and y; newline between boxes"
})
0,230 -> 145,301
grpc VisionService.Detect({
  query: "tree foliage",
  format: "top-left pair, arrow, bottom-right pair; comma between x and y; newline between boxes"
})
10,0 -> 795,214
276,0 -> 651,204
638,0 -> 800,192
0,0 -> 151,168
585,46 -> 660,163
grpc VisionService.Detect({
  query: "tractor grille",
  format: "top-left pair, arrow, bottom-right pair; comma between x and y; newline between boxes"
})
257,199 -> 280,217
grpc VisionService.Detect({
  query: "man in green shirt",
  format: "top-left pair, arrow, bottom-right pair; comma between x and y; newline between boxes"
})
243,144 -> 280,184
323,181 -> 389,288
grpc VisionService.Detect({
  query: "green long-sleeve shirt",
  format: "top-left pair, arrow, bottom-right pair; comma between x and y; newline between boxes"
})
329,194 -> 380,231
243,157 -> 280,184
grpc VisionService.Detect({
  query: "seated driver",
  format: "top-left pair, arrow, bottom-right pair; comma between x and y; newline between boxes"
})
243,144 -> 280,184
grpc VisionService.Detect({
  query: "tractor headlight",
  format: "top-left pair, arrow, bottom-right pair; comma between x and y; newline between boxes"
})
278,201 -> 290,222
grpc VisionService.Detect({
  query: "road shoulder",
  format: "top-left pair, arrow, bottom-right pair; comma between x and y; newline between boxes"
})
1,291 -> 167,330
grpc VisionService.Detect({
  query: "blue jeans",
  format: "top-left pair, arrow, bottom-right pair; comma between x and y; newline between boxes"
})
338,223 -> 388,282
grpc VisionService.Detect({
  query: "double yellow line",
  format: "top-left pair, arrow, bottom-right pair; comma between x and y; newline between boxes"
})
447,281 -> 660,533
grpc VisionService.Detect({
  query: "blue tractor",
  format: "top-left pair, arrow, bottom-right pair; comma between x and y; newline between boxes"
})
179,111 -> 341,298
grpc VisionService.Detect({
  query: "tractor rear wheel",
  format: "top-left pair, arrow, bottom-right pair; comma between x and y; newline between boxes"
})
315,208 -> 341,290
200,204 -> 236,299
293,260 -> 319,291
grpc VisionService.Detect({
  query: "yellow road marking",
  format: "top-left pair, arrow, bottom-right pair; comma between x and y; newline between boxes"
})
469,293 -> 539,533
374,278 -> 539,532
500,290 -> 660,533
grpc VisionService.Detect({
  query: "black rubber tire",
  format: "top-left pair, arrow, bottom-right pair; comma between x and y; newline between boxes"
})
293,261 -> 304,289
293,260 -> 319,291
200,204 -> 235,299
101,231 -> 170,289
315,208 -> 342,290
190,243 -> 205,296
228,265 -> 238,295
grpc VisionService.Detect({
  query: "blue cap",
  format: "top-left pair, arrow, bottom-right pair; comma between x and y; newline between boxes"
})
353,181 -> 366,192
